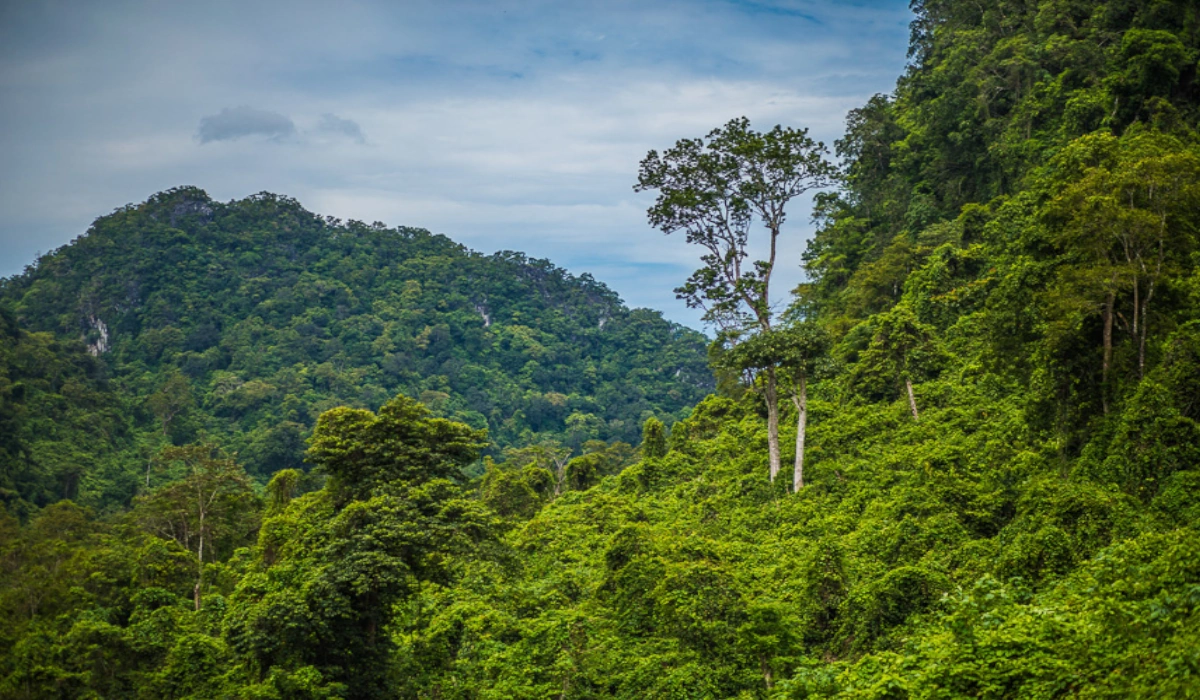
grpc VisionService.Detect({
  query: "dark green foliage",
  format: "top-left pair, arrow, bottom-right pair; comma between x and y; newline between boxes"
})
0,308 -> 136,516
3,0 -> 1200,697
0,188 -> 711,509
223,397 -> 494,699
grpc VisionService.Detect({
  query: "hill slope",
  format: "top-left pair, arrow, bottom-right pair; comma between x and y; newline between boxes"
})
2,0 -> 1200,697
0,187 -> 711,508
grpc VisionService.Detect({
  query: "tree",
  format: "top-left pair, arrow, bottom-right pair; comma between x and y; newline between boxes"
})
147,369 -> 195,443
720,323 -> 830,491
306,395 -> 487,505
136,444 -> 256,610
780,325 -> 830,491
641,417 -> 668,459
852,303 -> 937,420
226,396 -> 494,699
499,440 -> 573,497
1045,131 -> 1200,400
636,117 -> 835,481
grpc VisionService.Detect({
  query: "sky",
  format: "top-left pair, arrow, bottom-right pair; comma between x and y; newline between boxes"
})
0,0 -> 913,330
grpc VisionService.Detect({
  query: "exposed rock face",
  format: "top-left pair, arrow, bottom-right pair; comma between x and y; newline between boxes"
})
474,302 -> 492,327
170,199 -> 214,227
84,315 -> 110,355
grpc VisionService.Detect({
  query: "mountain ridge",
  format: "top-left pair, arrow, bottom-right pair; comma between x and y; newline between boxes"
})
0,186 -> 712,510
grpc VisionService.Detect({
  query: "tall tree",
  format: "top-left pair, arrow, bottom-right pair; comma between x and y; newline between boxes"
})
226,396 -> 492,699
720,323 -> 829,491
636,117 -> 835,481
851,303 -> 938,420
136,444 -> 256,610
1046,132 -> 1200,399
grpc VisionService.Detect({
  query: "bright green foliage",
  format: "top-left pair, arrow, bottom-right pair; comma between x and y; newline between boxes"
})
719,323 -> 832,394
3,0 -> 1200,697
641,417 -> 668,459
844,302 -> 940,413
382,363 -> 1199,698
307,395 -> 486,504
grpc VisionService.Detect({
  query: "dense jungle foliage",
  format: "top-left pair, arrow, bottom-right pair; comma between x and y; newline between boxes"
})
0,190 -> 711,513
3,0 -> 1200,698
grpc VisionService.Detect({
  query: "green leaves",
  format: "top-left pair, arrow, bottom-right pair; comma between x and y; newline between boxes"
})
307,395 -> 486,504
1,188 -> 713,504
636,117 -> 835,330
221,398 -> 495,698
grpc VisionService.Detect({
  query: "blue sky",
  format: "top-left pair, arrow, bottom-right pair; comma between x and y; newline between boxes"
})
0,0 -> 912,329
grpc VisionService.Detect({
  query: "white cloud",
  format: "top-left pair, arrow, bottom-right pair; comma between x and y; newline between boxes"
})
0,0 -> 913,328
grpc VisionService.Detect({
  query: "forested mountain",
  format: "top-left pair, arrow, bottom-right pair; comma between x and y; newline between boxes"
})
0,308 -> 134,517
3,0 -> 1200,698
0,188 -> 711,511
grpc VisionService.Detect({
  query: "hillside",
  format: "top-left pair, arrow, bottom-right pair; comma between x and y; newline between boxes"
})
2,0 -> 1200,698
385,1 -> 1200,696
0,188 -> 711,509
0,307 -> 135,516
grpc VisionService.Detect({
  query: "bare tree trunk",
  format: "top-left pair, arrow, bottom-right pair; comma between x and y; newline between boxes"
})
1139,278 -> 1155,380
1102,285 -> 1115,414
761,655 -> 774,691
551,454 -> 569,497
765,367 -> 781,482
905,377 -> 919,420
1132,278 -> 1139,342
194,512 -> 204,611
791,374 -> 807,492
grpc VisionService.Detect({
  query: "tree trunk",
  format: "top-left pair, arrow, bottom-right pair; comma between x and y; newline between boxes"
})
905,377 -> 919,420
1102,286 -> 1115,414
791,374 -> 807,492
1132,278 -> 1139,341
194,511 -> 204,611
1139,277 -> 1155,380
765,367 -> 781,482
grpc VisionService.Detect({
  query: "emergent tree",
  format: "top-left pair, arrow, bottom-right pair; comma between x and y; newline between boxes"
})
636,117 -> 835,482
721,323 -> 830,491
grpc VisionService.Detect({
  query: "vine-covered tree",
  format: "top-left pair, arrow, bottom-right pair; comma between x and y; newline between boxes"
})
641,416 -> 667,459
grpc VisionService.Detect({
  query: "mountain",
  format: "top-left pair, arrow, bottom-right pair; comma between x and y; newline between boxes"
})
379,2 -> 1200,696
0,187 -> 712,509
0,307 -> 134,516
3,0 -> 1200,697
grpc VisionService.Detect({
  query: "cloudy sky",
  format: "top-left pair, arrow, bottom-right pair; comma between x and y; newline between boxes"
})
0,0 -> 912,329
